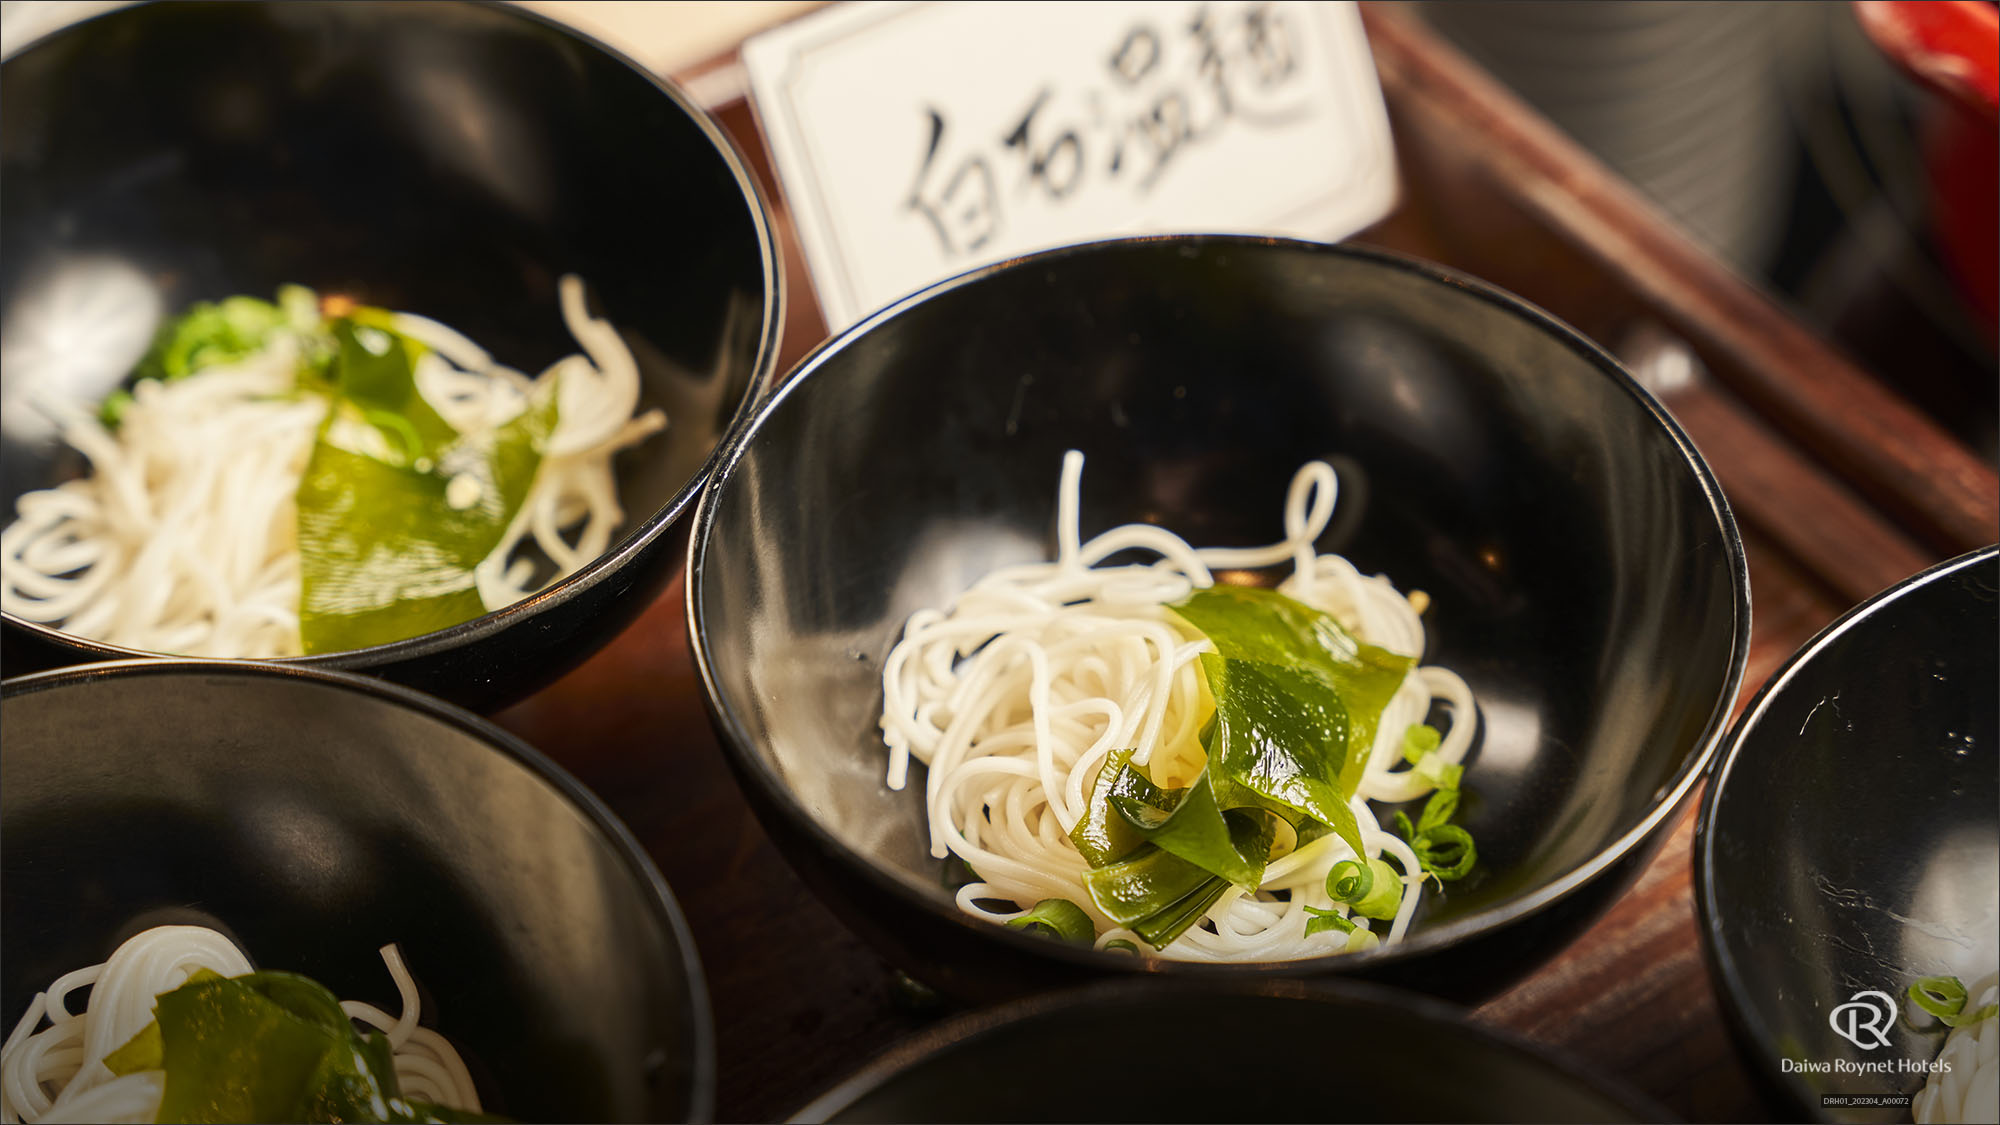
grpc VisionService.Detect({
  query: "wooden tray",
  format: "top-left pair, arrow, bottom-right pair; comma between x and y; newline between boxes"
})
495,6 -> 2000,1120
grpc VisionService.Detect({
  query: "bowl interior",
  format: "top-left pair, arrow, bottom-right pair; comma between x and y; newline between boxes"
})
1700,548 -> 1999,1122
694,237 -> 1743,964
0,0 -> 773,654
798,979 -> 1659,1123
1,663 -> 710,1123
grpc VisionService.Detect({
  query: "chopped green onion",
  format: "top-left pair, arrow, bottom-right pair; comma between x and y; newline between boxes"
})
97,388 -> 135,429
1352,857 -> 1403,920
1910,975 -> 2000,1028
1911,975 -> 1967,1021
1102,939 -> 1141,955
1395,792 -> 1478,884
1415,755 -> 1462,791
1006,898 -> 1096,944
1303,905 -> 1357,937
137,294 -> 290,383
1346,927 -> 1381,953
1401,722 -> 1442,764
1411,824 -> 1477,881
1417,788 -> 1459,832
1962,1003 -> 2000,1027
1326,859 -> 1373,904
277,284 -> 320,330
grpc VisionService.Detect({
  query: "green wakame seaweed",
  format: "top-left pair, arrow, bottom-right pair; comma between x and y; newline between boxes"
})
1066,585 -> 1415,948
106,970 -> 503,1123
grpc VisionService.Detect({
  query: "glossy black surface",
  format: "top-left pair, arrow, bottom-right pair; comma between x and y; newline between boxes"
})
796,978 -> 1670,1123
0,1 -> 780,710
1697,547 -> 1999,1124
689,237 -> 1749,1002
1,660 -> 715,1123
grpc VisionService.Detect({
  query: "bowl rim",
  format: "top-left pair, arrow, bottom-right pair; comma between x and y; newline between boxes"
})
790,975 -> 1676,1123
1,655 -> 719,1123
686,232 -> 1752,976
1692,543 -> 1999,1120
0,0 -> 787,670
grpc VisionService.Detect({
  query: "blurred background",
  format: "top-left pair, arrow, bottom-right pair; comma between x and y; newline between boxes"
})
5,0 -> 1993,458
1419,0 -> 1997,459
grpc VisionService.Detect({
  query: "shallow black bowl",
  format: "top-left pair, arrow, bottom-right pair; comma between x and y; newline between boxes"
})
0,0 -> 781,711
796,978 -> 1669,1123
2,659 -> 714,1122
1697,547 -> 1999,1123
688,236 -> 1749,1003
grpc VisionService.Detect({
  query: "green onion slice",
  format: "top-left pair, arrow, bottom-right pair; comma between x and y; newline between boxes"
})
1412,824 -> 1477,881
1418,788 -> 1459,832
1394,797 -> 1478,883
1353,857 -> 1404,920
1415,755 -> 1463,791
1401,723 -> 1442,764
1911,975 -> 1968,1021
1910,976 -> 1999,1028
1302,905 -> 1358,937
1326,859 -> 1373,904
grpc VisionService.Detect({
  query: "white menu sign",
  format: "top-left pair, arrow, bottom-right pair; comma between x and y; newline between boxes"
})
743,0 -> 1398,330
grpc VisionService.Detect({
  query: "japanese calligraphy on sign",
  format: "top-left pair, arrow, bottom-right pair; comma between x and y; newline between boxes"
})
744,1 -> 1396,329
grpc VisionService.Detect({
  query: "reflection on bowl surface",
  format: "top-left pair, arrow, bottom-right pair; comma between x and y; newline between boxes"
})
1699,547 -> 1999,1124
0,0 -> 779,709
795,978 -> 1667,1124
1,660 -> 714,1123
690,236 -> 1748,1001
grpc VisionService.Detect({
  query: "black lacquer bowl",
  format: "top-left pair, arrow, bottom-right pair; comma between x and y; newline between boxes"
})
0,0 -> 781,711
688,236 -> 1749,1002
1,660 -> 714,1123
794,979 -> 1669,1123
1698,547 -> 1999,1123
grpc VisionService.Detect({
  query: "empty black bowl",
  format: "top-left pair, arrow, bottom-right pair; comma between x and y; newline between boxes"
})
795,978 -> 1669,1123
2,659 -> 714,1122
0,0 -> 781,710
1697,547 -> 1999,1123
688,236 -> 1749,1002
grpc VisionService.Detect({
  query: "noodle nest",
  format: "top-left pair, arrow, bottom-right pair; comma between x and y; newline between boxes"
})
878,451 -> 1478,962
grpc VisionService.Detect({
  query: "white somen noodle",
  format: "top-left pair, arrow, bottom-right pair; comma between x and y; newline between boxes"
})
0,275 -> 665,656
1914,974 -> 1998,1125
0,925 -> 481,1124
878,451 -> 1477,961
